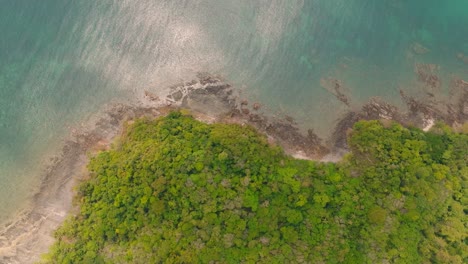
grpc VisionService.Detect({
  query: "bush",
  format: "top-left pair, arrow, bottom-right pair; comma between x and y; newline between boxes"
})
41,113 -> 467,263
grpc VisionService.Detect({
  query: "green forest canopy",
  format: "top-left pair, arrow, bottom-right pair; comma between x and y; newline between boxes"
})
42,111 -> 467,263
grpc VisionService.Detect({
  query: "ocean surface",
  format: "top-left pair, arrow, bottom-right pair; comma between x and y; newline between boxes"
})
0,0 -> 467,223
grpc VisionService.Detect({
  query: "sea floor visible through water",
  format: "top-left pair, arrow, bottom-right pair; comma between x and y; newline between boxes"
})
1,74 -> 467,263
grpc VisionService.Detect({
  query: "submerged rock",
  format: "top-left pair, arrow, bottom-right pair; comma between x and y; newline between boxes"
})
411,42 -> 430,54
252,102 -> 261,111
171,91 -> 183,101
320,77 -> 351,107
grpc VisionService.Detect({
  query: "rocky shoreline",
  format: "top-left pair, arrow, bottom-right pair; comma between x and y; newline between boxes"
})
0,73 -> 466,263
0,74 -> 333,263
327,72 -> 468,150
158,73 -> 468,155
0,104 -> 173,264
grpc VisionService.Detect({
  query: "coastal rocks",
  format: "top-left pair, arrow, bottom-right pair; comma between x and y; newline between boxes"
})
151,73 -> 238,118
144,90 -> 159,102
4,72 -> 466,263
400,76 -> 467,127
142,72 -> 468,159
180,81 -> 237,117
197,72 -> 223,85
142,73 -> 331,159
320,77 -> 351,107
415,63 -> 441,96
171,90 -> 183,101
233,111 -> 328,158
450,80 -> 468,123
261,119 -> 328,158
0,104 -> 168,264
331,78 -> 468,150
144,72 -> 467,158
399,89 -> 441,123
331,98 -> 401,150
252,102 -> 261,111
361,98 -> 400,120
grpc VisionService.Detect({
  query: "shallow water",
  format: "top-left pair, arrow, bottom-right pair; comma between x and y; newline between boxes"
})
0,0 -> 467,223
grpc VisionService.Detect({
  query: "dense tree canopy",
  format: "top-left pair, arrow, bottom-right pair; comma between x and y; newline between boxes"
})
41,112 -> 467,263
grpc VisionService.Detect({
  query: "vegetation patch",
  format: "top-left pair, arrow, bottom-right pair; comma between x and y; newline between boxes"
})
42,112 -> 467,263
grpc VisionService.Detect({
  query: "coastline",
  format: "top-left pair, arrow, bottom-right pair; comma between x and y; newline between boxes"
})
0,75 -> 331,263
0,104 -> 172,264
0,74 -> 466,263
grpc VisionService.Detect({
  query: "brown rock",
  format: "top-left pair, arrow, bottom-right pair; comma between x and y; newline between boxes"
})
253,103 -> 261,110
171,91 -> 183,101
144,91 -> 159,101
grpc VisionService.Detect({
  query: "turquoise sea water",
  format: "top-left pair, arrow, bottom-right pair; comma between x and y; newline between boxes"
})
0,0 -> 467,222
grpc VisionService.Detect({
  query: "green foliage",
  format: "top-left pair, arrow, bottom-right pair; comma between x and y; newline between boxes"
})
367,206 -> 387,225
41,114 -> 467,263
